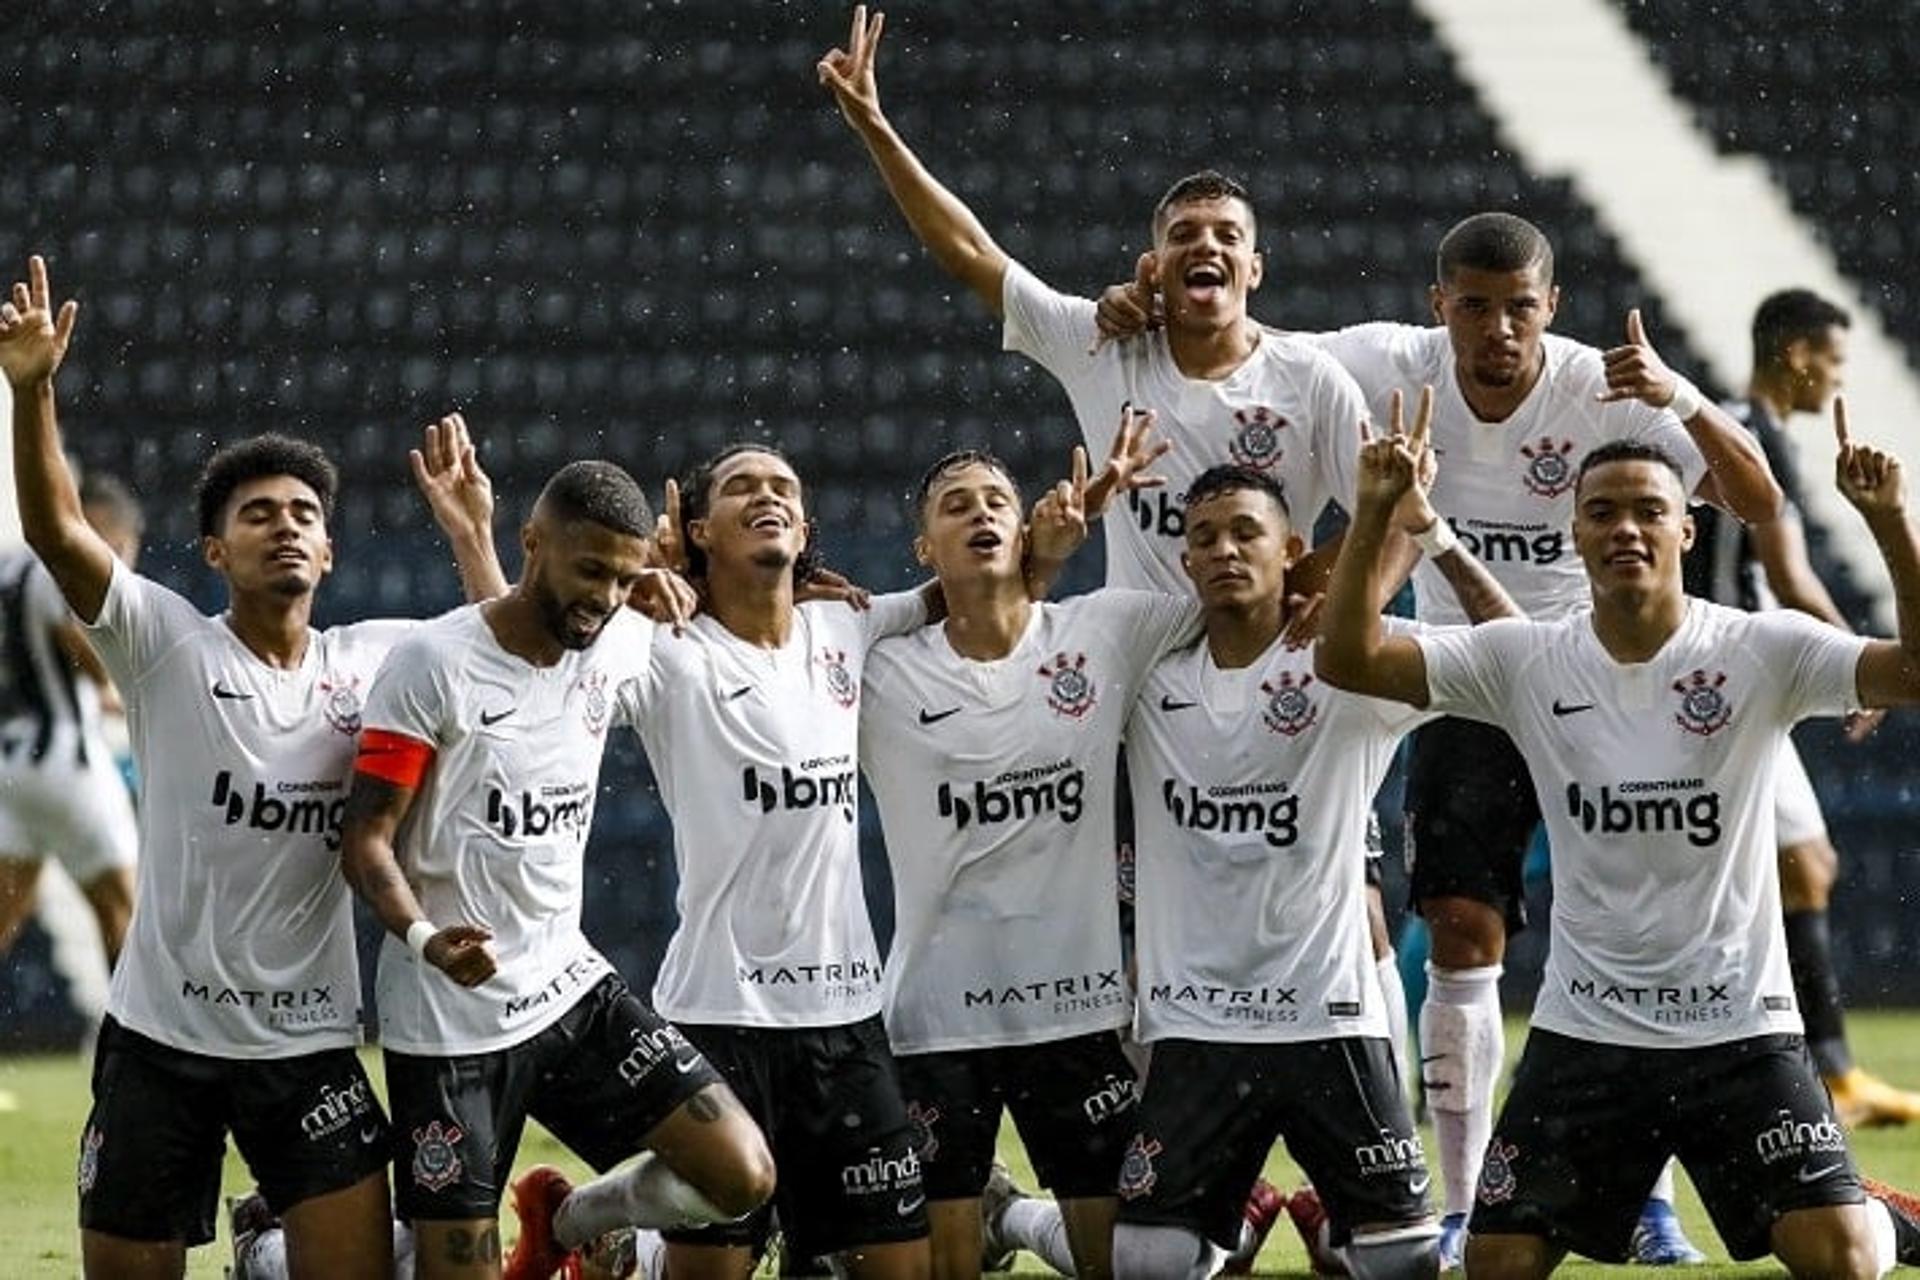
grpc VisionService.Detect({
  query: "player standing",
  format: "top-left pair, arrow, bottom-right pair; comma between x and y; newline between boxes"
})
0,254 -> 505,1280
1316,404 -> 1919,1277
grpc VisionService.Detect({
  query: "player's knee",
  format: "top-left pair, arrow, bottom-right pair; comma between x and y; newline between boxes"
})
1343,1223 -> 1440,1280
1111,1222 -> 1217,1280
1779,839 -> 1838,907
1420,899 -> 1505,968
705,1136 -> 777,1220
1774,1205 -> 1882,1280
1462,1231 -> 1556,1280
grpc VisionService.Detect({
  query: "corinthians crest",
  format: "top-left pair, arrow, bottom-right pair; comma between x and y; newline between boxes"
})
1261,671 -> 1319,736
818,647 -> 857,709
1117,1134 -> 1163,1200
318,670 -> 363,735
1673,669 -> 1733,736
1228,405 -> 1288,471
1038,651 -> 1097,719
1519,436 -> 1576,499
410,1120 -> 465,1192
575,669 -> 611,736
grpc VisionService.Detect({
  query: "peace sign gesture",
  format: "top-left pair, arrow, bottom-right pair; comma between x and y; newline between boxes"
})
817,5 -> 887,127
0,255 -> 79,389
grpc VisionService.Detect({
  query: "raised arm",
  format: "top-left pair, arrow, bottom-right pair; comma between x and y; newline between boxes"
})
818,6 -> 1011,314
1830,399 -> 1920,708
341,758 -> 497,988
1315,390 -> 1437,706
1026,407 -> 1171,598
0,256 -> 116,622
410,412 -> 509,602
1600,308 -> 1783,523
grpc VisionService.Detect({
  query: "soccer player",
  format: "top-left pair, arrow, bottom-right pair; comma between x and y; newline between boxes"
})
0,253 -> 505,1280
0,471 -> 143,984
1117,387 -> 1521,1280
592,443 -> 939,1280
340,459 -> 774,1280
1685,287 -> 1920,1127
858,440 -> 1197,1279
1315,400 -> 1920,1277
1097,213 -> 1782,1261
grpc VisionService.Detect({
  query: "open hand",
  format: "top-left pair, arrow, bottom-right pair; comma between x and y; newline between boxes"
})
0,255 -> 78,389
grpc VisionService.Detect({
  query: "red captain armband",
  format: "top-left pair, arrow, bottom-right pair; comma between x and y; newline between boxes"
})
354,728 -> 436,789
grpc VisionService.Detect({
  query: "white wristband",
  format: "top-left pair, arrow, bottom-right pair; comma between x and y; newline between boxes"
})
1666,377 -> 1703,421
1412,519 -> 1459,559
405,919 -> 436,960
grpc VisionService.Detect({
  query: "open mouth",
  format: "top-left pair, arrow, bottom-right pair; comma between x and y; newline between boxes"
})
966,529 -> 1004,553
1183,262 -> 1228,306
748,510 -> 790,533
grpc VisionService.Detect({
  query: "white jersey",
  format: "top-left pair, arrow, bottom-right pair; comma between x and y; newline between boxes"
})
1127,626 -> 1434,1045
1417,602 -> 1866,1048
362,606 -> 652,1055
860,591 -> 1198,1054
631,594 -> 925,1029
1003,262 -> 1367,593
1314,324 -> 1709,625
85,562 -> 410,1058
0,549 -> 108,771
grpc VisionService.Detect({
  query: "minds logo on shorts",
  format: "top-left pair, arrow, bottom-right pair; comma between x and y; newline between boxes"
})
1354,1127 -> 1426,1179
1161,778 -> 1299,848
1753,1109 -> 1846,1166
741,758 -> 856,823
209,771 -> 346,850
841,1145 -> 922,1203
299,1075 -> 377,1142
937,758 -> 1085,831
1565,779 -> 1722,847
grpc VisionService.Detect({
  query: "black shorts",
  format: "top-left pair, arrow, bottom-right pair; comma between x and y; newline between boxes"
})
1404,717 -> 1538,931
665,1015 -> 926,1260
1118,1037 -> 1429,1250
385,974 -> 721,1222
78,1016 -> 390,1244
1473,1029 -> 1861,1261
896,1029 -> 1137,1202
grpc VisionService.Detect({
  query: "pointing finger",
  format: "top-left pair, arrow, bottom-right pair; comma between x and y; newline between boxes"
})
1071,444 -> 1089,495
1833,394 -> 1851,450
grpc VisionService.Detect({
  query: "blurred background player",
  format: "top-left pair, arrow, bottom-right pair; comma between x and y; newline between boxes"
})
0,470 -> 144,1027
1684,287 -> 1920,1128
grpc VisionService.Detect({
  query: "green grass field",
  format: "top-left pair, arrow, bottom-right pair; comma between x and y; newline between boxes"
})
4,1014 -> 1919,1276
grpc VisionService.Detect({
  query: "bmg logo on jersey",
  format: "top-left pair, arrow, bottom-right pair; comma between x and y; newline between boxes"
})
1564,779 -> 1722,847
937,758 -> 1085,830
486,781 -> 592,840
1161,778 -> 1298,848
742,757 -> 856,823
1753,1109 -> 1846,1165
210,771 -> 345,850
1445,517 -> 1564,565
1129,488 -> 1185,539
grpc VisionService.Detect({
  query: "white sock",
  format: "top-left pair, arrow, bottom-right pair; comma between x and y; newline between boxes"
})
1648,1161 -> 1676,1205
393,1220 -> 415,1279
1377,951 -> 1412,1101
553,1151 -> 734,1248
1421,964 -> 1504,1219
635,1227 -> 668,1280
1000,1196 -> 1079,1275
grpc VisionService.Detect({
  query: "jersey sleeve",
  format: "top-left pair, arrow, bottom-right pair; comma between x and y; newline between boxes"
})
1759,610 -> 1871,723
24,561 -> 73,631
1620,399 -> 1710,496
1305,352 -> 1371,516
1001,261 -> 1099,384
1306,322 -> 1420,406
1103,589 -> 1203,684
83,560 -> 210,692
360,635 -> 453,748
858,589 -> 931,649
1412,618 -> 1528,723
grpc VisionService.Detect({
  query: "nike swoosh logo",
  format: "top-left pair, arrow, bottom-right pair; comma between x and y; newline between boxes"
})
211,681 -> 254,701
726,686 -> 753,702
1795,1164 -> 1843,1184
896,1194 -> 926,1217
673,1055 -> 701,1075
1550,700 -> 1594,717
918,707 -> 961,725
360,1125 -> 383,1145
479,707 -> 514,726
1409,1175 -> 1431,1196
1159,696 -> 1198,711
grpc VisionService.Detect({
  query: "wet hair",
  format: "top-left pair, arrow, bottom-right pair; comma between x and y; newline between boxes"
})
78,471 -> 144,538
1574,440 -> 1687,496
1752,289 -> 1850,372
1182,463 -> 1292,524
679,442 -> 823,583
1152,170 -> 1256,239
535,460 -> 653,539
1435,212 -> 1555,288
195,434 -> 338,537
912,449 -> 1023,528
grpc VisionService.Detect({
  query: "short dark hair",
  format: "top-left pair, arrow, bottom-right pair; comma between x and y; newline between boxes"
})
1153,170 -> 1256,238
1436,212 -> 1554,287
1182,464 -> 1292,523
78,471 -> 144,537
679,442 -> 822,583
1752,289 -> 1850,372
535,460 -> 653,539
1574,440 -> 1687,496
195,434 -> 338,537
912,449 -> 1022,528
